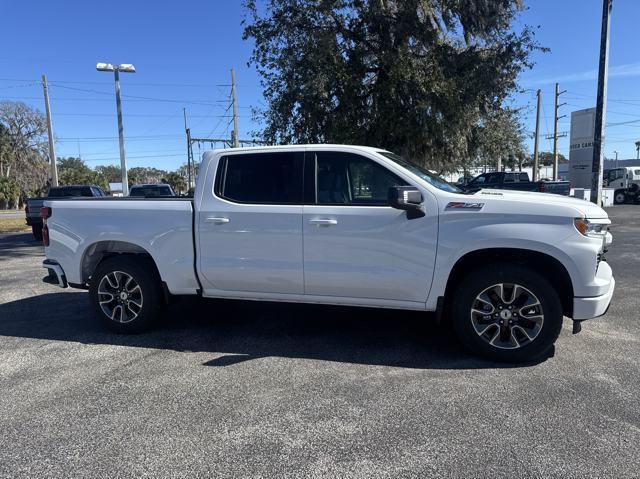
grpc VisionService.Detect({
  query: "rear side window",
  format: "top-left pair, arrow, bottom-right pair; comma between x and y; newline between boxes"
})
519,173 -> 529,181
216,152 -> 303,204
314,151 -> 406,205
504,173 -> 515,183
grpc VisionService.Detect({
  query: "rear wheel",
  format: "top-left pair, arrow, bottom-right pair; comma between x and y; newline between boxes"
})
89,256 -> 163,333
32,224 -> 43,241
614,190 -> 626,205
451,264 -> 563,362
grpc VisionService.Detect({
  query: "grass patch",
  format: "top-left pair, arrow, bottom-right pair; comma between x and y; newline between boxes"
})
0,217 -> 30,233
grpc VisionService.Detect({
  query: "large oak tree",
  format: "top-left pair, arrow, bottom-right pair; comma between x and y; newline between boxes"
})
243,0 -> 540,172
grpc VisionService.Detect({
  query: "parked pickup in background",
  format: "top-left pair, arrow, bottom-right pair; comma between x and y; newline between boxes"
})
40,145 -> 614,362
460,171 -> 571,196
26,185 -> 106,240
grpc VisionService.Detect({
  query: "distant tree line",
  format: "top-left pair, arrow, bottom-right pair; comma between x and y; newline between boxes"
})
0,100 -> 193,208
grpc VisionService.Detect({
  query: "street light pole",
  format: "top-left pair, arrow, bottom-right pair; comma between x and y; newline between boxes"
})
97,62 -> 135,196
113,68 -> 129,196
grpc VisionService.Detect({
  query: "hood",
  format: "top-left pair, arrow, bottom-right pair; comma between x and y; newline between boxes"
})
472,189 -> 609,219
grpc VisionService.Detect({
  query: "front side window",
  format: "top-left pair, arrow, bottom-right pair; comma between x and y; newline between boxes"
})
217,152 -> 303,204
314,152 -> 407,205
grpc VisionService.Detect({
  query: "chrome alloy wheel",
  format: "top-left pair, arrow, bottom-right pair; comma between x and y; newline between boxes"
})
97,271 -> 143,323
470,283 -> 544,350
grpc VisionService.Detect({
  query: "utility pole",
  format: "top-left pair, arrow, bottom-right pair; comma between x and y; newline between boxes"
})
590,0 -> 613,205
183,108 -> 192,189
41,75 -> 58,186
552,83 -> 567,180
231,68 -> 239,148
614,150 -> 619,169
533,89 -> 541,182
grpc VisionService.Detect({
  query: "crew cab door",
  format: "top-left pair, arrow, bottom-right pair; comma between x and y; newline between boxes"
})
302,150 -> 438,303
197,151 -> 304,294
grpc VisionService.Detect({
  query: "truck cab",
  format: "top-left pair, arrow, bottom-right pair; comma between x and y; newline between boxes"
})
605,167 -> 640,204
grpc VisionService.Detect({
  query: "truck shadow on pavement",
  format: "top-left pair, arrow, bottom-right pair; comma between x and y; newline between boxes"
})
0,291 -> 551,369
0,233 -> 42,261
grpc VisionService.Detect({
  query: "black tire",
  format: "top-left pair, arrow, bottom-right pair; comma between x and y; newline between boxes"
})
32,224 -> 43,241
89,255 -> 163,333
451,264 -> 563,362
614,190 -> 626,205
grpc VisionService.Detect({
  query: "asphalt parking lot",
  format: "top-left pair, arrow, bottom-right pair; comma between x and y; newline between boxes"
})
0,206 -> 638,478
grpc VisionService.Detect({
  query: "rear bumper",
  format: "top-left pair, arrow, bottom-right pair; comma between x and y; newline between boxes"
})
26,217 -> 42,226
573,262 -> 615,320
42,259 -> 68,288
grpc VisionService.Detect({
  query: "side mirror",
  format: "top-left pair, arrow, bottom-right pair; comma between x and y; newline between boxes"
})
388,186 -> 425,219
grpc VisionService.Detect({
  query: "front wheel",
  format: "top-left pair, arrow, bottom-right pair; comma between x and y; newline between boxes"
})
89,256 -> 163,333
451,265 -> 563,362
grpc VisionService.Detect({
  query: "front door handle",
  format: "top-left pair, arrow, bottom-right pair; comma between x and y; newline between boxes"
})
205,216 -> 230,224
308,218 -> 338,226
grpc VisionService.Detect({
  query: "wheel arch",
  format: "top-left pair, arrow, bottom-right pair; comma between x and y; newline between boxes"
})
443,248 -> 575,318
80,240 -> 162,286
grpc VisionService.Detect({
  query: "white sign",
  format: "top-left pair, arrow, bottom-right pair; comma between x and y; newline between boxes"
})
569,108 -> 595,189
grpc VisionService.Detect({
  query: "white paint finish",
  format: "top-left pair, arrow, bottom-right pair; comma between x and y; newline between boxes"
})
44,199 -> 198,294
303,204 -> 437,302
43,144 -> 615,321
195,151 -> 304,294
573,264 -> 615,320
197,203 -> 304,294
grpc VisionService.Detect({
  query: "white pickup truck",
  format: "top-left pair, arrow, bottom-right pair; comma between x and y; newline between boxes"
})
41,145 -> 615,362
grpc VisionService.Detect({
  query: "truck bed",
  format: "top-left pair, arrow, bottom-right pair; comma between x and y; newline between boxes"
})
43,197 -> 199,295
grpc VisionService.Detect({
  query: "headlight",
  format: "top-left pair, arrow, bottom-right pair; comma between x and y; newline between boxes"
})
574,218 -> 608,238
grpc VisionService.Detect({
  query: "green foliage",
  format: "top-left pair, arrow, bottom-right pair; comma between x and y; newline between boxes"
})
243,0 -> 540,173
164,172 -> 187,194
127,166 -> 169,187
0,176 -> 20,201
58,157 -> 109,190
94,165 -> 122,183
0,102 -> 49,205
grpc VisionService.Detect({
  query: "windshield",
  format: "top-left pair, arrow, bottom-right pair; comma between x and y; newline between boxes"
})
129,185 -> 173,197
378,152 -> 461,193
608,169 -> 625,181
48,186 -> 91,197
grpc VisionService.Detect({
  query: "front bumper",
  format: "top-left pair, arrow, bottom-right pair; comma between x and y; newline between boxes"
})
42,259 -> 68,288
573,261 -> 615,320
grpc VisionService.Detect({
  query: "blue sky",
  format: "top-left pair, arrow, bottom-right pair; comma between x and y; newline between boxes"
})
1,0 -> 638,172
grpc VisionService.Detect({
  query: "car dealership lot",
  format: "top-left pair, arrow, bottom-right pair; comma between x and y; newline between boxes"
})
0,207 -> 638,478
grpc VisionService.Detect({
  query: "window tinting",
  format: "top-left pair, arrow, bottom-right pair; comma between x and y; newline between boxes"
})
129,185 -> 173,197
315,152 -> 406,205
218,152 -> 303,204
48,186 -> 92,197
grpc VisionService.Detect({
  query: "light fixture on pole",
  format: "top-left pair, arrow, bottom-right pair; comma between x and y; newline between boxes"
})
96,62 -> 136,196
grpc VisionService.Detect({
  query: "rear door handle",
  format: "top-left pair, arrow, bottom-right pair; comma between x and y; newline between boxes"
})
205,216 -> 230,224
308,218 -> 338,226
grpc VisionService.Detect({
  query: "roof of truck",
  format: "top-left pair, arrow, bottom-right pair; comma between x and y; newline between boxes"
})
202,144 -> 390,156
